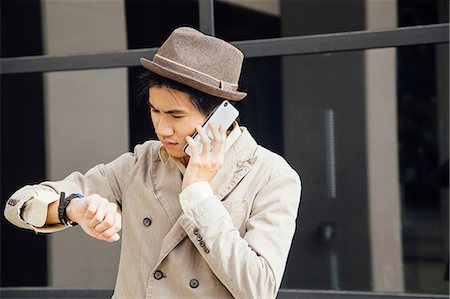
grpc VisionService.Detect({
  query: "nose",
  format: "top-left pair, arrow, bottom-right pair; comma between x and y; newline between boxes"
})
155,115 -> 174,137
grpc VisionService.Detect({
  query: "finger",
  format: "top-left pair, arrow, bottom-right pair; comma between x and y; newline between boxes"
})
218,124 -> 227,155
186,135 -> 200,160
209,123 -> 221,142
196,125 -> 211,154
84,196 -> 100,218
210,123 -> 225,155
87,200 -> 108,229
219,123 -> 227,135
94,203 -> 117,233
98,212 -> 121,242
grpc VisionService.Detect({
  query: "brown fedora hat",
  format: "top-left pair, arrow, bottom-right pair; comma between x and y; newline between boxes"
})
140,27 -> 247,101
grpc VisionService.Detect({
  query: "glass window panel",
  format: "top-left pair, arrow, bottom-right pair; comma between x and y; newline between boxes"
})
1,72 -> 47,287
1,0 -> 43,58
125,0 -> 200,49
215,0 -> 448,41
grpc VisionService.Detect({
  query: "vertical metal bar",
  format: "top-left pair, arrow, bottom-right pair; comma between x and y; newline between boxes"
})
330,250 -> 340,289
325,109 -> 339,288
325,109 -> 337,199
199,0 -> 215,36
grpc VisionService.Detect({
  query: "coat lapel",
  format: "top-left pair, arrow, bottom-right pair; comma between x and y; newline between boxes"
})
210,157 -> 257,201
211,128 -> 259,200
151,147 -> 183,225
159,218 -> 186,260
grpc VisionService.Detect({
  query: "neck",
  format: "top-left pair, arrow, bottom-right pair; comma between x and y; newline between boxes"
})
183,155 -> 190,165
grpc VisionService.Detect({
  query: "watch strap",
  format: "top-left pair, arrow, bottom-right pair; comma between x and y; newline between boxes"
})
58,192 -> 83,227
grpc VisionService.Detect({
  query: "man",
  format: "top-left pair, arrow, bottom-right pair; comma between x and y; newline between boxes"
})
5,27 -> 301,299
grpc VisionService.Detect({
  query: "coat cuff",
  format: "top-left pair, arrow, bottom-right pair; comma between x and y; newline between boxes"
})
22,190 -> 59,227
179,181 -> 213,213
4,187 -> 67,233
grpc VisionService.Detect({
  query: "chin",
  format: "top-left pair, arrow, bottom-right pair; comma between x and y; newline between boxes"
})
165,148 -> 187,159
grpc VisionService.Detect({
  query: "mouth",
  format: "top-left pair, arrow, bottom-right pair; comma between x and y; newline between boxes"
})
161,140 -> 178,148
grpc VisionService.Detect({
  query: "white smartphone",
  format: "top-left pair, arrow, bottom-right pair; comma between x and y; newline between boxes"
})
183,100 -> 239,156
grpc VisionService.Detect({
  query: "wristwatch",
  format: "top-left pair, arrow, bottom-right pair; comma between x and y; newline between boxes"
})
58,192 -> 84,227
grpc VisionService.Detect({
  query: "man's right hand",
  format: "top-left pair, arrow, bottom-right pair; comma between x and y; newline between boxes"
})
66,194 -> 121,242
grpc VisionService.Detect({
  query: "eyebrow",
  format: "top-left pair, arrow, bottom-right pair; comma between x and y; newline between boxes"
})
149,102 -> 188,114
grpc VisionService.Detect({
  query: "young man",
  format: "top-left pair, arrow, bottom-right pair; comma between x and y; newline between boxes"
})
5,27 -> 301,299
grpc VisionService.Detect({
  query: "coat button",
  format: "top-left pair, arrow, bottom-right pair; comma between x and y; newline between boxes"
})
196,234 -> 202,241
154,270 -> 164,280
193,228 -> 199,235
189,279 -> 199,288
204,247 -> 210,254
143,217 -> 152,227
199,240 -> 205,247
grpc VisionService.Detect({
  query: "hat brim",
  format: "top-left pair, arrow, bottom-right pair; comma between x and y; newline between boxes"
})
140,57 -> 247,101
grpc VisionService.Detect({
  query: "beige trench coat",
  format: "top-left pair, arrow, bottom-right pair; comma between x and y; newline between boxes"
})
5,128 -> 301,299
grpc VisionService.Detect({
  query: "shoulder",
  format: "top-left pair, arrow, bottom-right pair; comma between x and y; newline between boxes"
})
246,143 -> 302,206
130,140 -> 161,159
254,145 -> 300,181
235,127 -> 299,181
110,140 -> 160,171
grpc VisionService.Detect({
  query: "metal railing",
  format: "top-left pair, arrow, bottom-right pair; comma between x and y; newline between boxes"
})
1,24 -> 448,74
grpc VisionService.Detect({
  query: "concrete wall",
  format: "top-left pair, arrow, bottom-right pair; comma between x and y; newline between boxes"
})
364,0 -> 404,292
41,0 -> 128,288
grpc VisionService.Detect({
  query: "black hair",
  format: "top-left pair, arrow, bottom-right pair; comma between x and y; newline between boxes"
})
137,70 -> 224,116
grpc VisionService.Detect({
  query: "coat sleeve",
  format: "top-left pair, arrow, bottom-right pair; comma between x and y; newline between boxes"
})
4,143 -> 146,232
178,168 -> 301,299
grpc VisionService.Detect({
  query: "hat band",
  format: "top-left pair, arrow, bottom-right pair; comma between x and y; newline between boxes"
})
153,54 -> 238,92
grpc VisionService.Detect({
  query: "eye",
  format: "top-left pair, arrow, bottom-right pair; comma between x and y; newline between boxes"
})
150,108 -> 159,113
171,114 -> 183,119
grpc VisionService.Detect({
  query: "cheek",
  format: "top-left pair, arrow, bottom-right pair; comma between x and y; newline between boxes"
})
178,120 -> 198,137
177,117 -> 204,138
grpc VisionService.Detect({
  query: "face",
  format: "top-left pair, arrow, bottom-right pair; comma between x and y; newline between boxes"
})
149,86 -> 206,158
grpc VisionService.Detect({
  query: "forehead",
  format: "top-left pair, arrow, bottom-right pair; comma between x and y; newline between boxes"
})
148,86 -> 195,111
